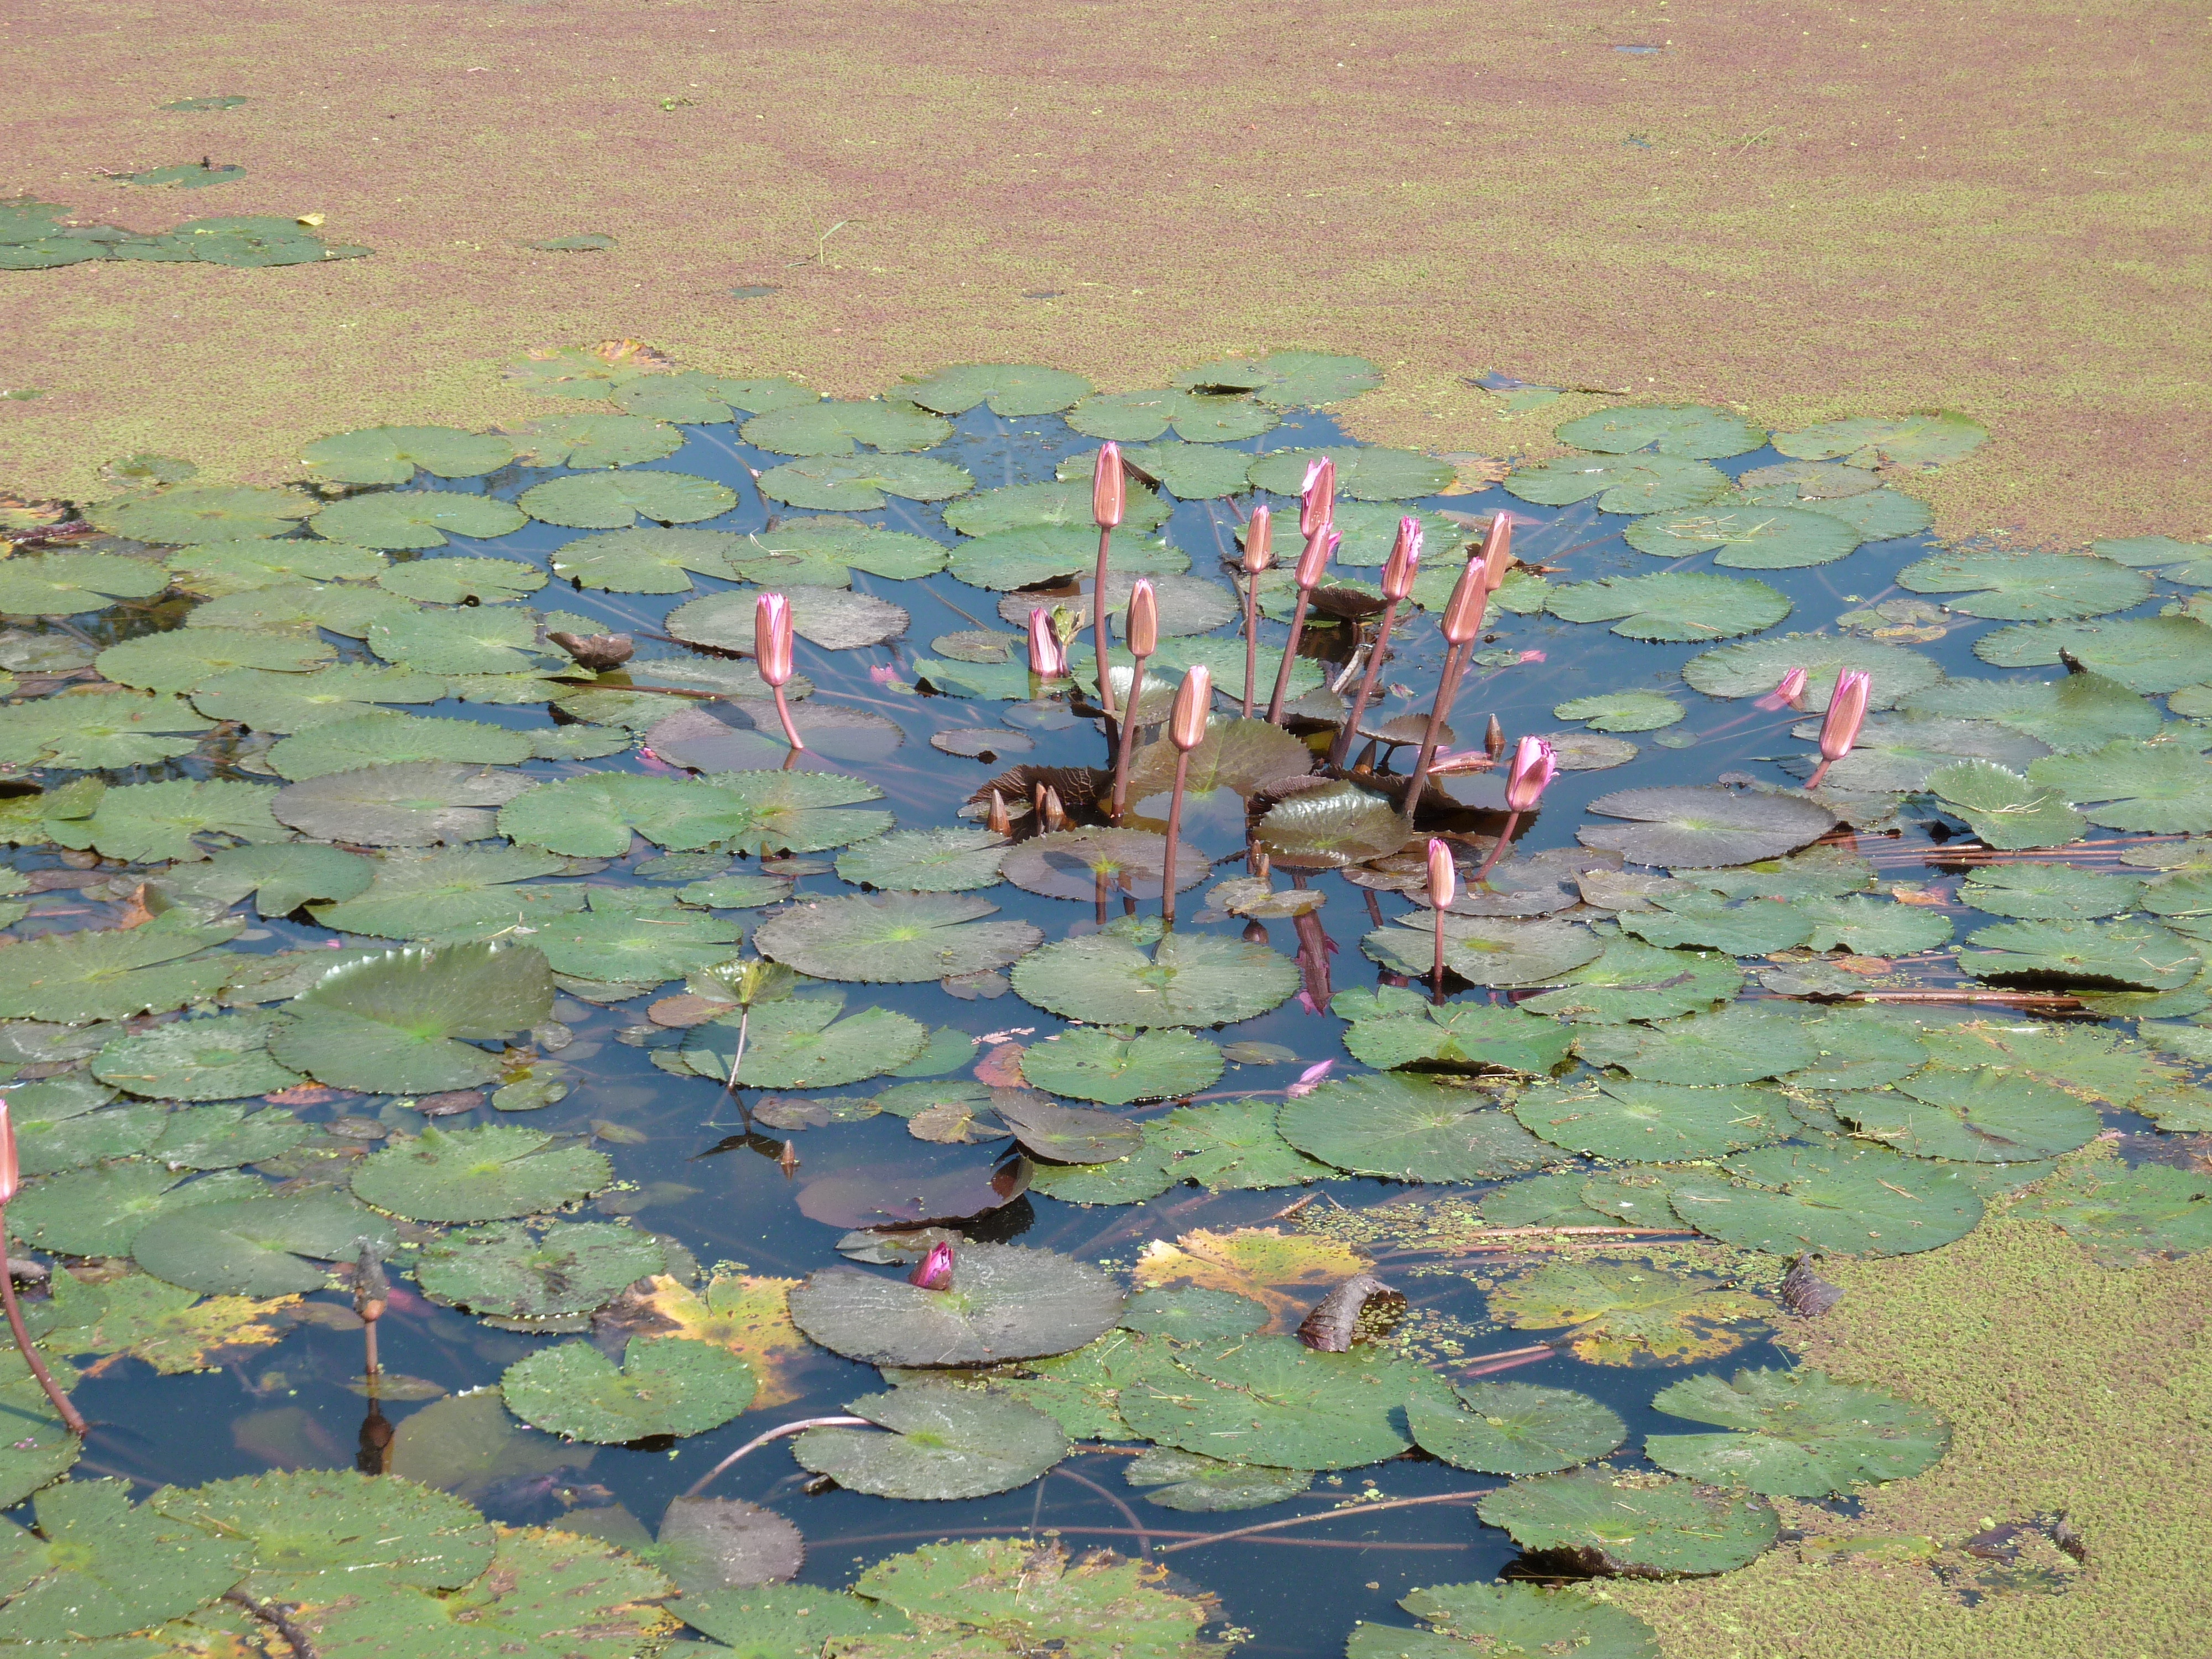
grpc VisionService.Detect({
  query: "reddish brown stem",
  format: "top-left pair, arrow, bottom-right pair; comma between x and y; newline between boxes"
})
0,1219 -> 86,1436
1330,599 -> 1401,768
771,685 -> 805,751
1108,650 -> 1151,821
683,1415 -> 872,1498
1154,1489 -> 1493,1554
1265,586 -> 1317,724
1093,527 -> 1117,719
1400,639 -> 1472,824
1474,808 -> 1521,881
1160,750 -> 1192,928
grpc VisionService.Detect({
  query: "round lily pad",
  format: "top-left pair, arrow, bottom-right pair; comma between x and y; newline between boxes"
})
1835,1067 -> 2100,1162
1505,453 -> 1731,514
1000,828 -> 1211,901
503,1335 -> 757,1443
266,711 -> 534,781
519,471 -> 738,529
0,1479 -> 255,1641
4,1165 -> 262,1259
1959,861 -> 2145,920
1972,614 -> 2212,694
786,1243 -> 1124,1366
1279,1072 -> 1552,1182
947,477 -> 1172,536
1515,1081 -> 1789,1162
1248,446 -> 1453,501
655,1496 -> 804,1595
1670,1138 -> 1984,1256
756,455 -> 974,511
740,398 -> 950,456
1067,388 -> 1276,444
90,483 -> 314,544
1140,1098 -> 1330,1191
1475,1468 -> 1778,1577
0,552 -> 170,615
131,1194 -> 397,1296
753,892 -> 1040,983
1580,786 -> 1840,868
672,1582 -> 907,1655
1361,914 -> 1604,987
1340,993 -> 1576,1074
1257,783 -> 1410,869
1926,759 -> 2088,851
1059,440 -> 1256,501
794,1386 -> 1066,1500
1646,1366 -> 1949,1497
1488,1259 -> 1772,1366
272,941 -> 553,1093
1117,1333 -> 1444,1470
549,527 -> 742,592
902,362 -> 1093,417
309,491 -> 527,550
148,1468 -> 494,1597
835,828 -> 1008,892
1571,1004 -> 1819,1085
1124,1448 -> 1312,1512
1020,1028 -> 1223,1104
1960,917 -> 2200,990
1556,404 -> 1765,459
1896,550 -> 2149,620
273,759 -> 537,846
946,524 -> 1185,590
302,425 -> 515,484
2015,1160 -> 2212,1261
1010,931 -> 1299,1028
993,1096 -> 1146,1163
414,1219 -> 666,1318
1554,692 -> 1684,732
1355,1583 -> 1660,1659
99,625 -> 337,692
1545,572 -> 1790,641
2028,737 -> 2212,834
510,411 -> 682,469
681,994 -> 928,1089
1772,411 -> 1987,468
1405,1381 -> 1627,1475
1682,635 -> 1941,709
91,1013 -> 301,1100
1179,351 -> 1382,408
349,1123 -> 611,1223
667,585 -> 908,652
1118,1286 -> 1269,1342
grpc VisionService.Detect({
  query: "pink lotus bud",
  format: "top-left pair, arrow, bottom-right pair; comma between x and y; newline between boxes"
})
907,1240 -> 955,1291
1425,839 -> 1457,912
1756,667 -> 1808,712
1439,553 -> 1489,644
1126,578 -> 1159,658
1243,506 -> 1274,574
1285,1060 -> 1335,1099
1503,735 -> 1557,813
1294,527 -> 1339,591
1299,456 -> 1336,539
1027,607 -> 1069,678
0,1099 -> 16,1207
1819,670 -> 1872,762
1093,443 -> 1125,529
985,790 -> 1012,835
1480,513 -> 1515,591
1170,664 -> 1213,752
754,593 -> 795,688
1381,518 -> 1422,601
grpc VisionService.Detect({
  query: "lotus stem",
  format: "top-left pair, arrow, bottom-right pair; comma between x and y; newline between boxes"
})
1803,757 -> 1834,791
682,1415 -> 873,1498
1160,750 -> 1192,928
1474,810 -> 1520,883
724,1005 -> 751,1094
1265,588 -> 1315,725
1329,601 -> 1402,770
1241,581 -> 1261,718
0,1220 -> 86,1436
1431,907 -> 1448,997
1399,639 -> 1472,824
1108,649 -> 1152,821
363,1321 -> 379,1378
1092,528 -> 1117,719
770,685 -> 805,752
1458,1347 -> 1560,1380
1153,1489 -> 1494,1555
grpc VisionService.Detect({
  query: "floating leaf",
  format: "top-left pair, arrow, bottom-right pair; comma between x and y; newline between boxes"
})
1248,446 -> 1454,501
993,1097 -> 1146,1163
1556,404 -> 1764,459
787,1243 -> 1124,1366
0,914 -> 244,1022
350,1123 -> 609,1223
1924,759 -> 2087,850
1553,692 -> 1684,732
2027,737 -> 2212,833
1960,917 -> 2200,990
377,555 -> 545,606
549,528 -> 740,592
1835,1067 -> 2101,1162
654,1496 -> 802,1597
274,759 -> 538,846
753,892 -> 1039,983
1772,411 -> 1985,467
519,470 -> 737,529
302,425 -> 515,484
1617,894 -> 1814,956
2095,534 -> 2212,586
46,776 -> 285,864
272,942 -> 553,1093
1572,1004 -> 1819,1084
265,710 -> 534,781
1646,1367 -> 1949,1496
1339,989 -> 1575,1074
536,891 -> 742,985
672,1582 -> 905,1656
0,688 -> 209,771
1581,785 -> 1839,868
1405,1381 -> 1626,1475
946,477 -> 1172,537
503,1335 -> 755,1443
1488,1260 -> 1771,1366
2013,1159 -> 2212,1262
1516,937 -> 1743,1023
1353,1582 -> 1660,1659
1973,614 -> 2212,693
508,411 -> 681,469
1958,862 -> 2144,920
632,1274 -> 811,1408
1896,550 -> 2148,620
1670,1138 -> 1984,1256
1257,782 -> 1412,869
414,1219 -> 665,1318
945,524 -> 1184,591
500,769 -> 889,858
304,846 -> 578,942
1020,1029 -> 1223,1104
309,491 -> 526,550
1010,931 -> 1298,1027
857,1536 -> 1219,1658
33,1266 -> 295,1375
1119,1286 -> 1269,1342
0,1480 -> 253,1641
1504,453 -> 1731,514
757,455 -> 974,512
793,1388 -> 1066,1500
1279,1072 -> 1551,1182
667,585 -> 908,653
0,552 -> 170,615
1000,827 -> 1209,902
1143,1098 -> 1330,1191
1516,1081 -> 1788,1162
131,1193 -> 396,1296
88,483 -> 313,545
188,660 -> 445,731
1178,351 -> 1382,408
1475,1468 -> 1778,1577
1117,1333 -> 1445,1469
170,537 -> 391,596
834,828 -> 1008,893
1682,635 -> 1940,709
5,1164 -> 262,1258
92,1014 -> 301,1102
1068,388 -> 1275,444
680,993 -> 928,1089
1058,440 -> 1255,501
899,362 -> 1092,417
98,625 -> 338,691
1124,1448 -> 1313,1512
1624,502 -> 1861,568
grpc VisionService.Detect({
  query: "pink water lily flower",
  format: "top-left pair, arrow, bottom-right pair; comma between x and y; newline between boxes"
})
1503,736 -> 1558,813
1807,669 -> 1871,789
1285,1060 -> 1335,1099
1027,607 -> 1070,679
907,1240 -> 955,1291
1756,666 -> 1809,711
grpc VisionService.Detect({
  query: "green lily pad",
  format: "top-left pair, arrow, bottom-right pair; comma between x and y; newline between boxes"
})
1617,895 -> 1813,956
1557,403 -> 1765,458
1257,783 -> 1411,869
853,1534 -> 1222,1655
170,537 -> 390,595
1249,446 -> 1453,501
1786,712 -> 2049,794
519,470 -> 738,529
900,362 -> 1092,416
149,1468 -> 494,1597
757,455 -> 974,511
1682,635 -> 1941,709
1058,441 -> 1257,501
0,914 -> 245,1021
1772,411 -> 1986,467
98,625 -> 338,692
1504,453 -> 1731,514
0,1480 -> 252,1641
549,528 -> 740,592
2095,535 -> 2212,585
1959,862 -> 2145,920
740,398 -> 950,457
365,604 -> 548,676
753,892 -> 1039,983
1020,1028 -> 1223,1104
679,873 -> 794,909
946,524 -> 1185,591
1572,1004 -> 1819,1084
1896,550 -> 2149,620
0,552 -> 170,615
731,517 -> 948,584
152,841 -> 373,919
667,583 -> 907,653
273,759 -> 539,846
0,1379 -> 79,1511
2027,737 -> 2212,833
1624,502 -> 1862,568
672,1582 -> 906,1657
1475,1468 -> 1778,1577
993,1097 -> 1146,1163
1515,1081 -> 1789,1162
945,477 -> 1172,537
0,688 -> 210,770
834,828 -> 1008,893
309,491 -> 526,550
1178,351 -> 1382,408
188,661 -> 447,732
1795,893 -> 1954,954
266,710 -> 533,781
376,555 -> 545,606
6,1164 -> 261,1256
88,484 -> 313,544
1670,1138 -> 1984,1256
535,890 -> 742,984
1279,1071 -> 1551,1182
304,846 -> 576,941
1067,388 -> 1276,444
787,1243 -> 1124,1366
1580,785 -> 1839,868
680,993 -> 928,1089
16,1095 -> 161,1176
1010,931 -> 1299,1027
1352,1582 -> 1660,1659
1960,917 -> 2200,989
302,426 -> 515,484
1516,937 -> 1744,1023
1925,759 -> 2088,850
606,369 -> 813,422
131,1193 -> 396,1295
1405,1381 -> 1626,1475
414,1219 -> 666,1318
1135,1098 -> 1328,1191
47,775 -> 285,864
1646,1366 -> 1950,1497
1974,614 -> 2212,693
271,941 -> 554,1093
1119,1287 -> 1269,1342
1835,1066 -> 2101,1161
501,769 -> 889,858
350,1123 -> 610,1223
1553,692 -> 1684,732
1337,987 -> 1575,1073
1117,1333 -> 1446,1470
2013,1159 -> 2212,1262
508,411 -> 682,469
92,1014 -> 302,1101
503,1335 -> 756,1442
1124,1448 -> 1313,1512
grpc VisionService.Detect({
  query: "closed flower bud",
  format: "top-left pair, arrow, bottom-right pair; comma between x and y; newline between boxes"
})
1092,443 -> 1125,529
1819,670 -> 1872,762
985,790 -> 1012,836
1299,456 -> 1336,539
908,1240 -> 955,1291
1425,838 -> 1457,912
1381,518 -> 1422,601
1503,735 -> 1558,813
0,1100 -> 17,1207
1170,664 -> 1213,752
754,593 -> 795,688
1026,607 -> 1069,678
1480,513 -> 1515,591
1243,505 -> 1274,574
1757,666 -> 1809,711
1126,578 -> 1159,658
1295,526 -> 1339,590
1440,553 -> 1489,644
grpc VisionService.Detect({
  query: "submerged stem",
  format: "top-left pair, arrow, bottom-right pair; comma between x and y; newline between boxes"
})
683,1415 -> 873,1498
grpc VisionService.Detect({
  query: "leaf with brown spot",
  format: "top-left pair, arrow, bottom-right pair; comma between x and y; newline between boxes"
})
628,1273 -> 812,1407
1133,1227 -> 1370,1332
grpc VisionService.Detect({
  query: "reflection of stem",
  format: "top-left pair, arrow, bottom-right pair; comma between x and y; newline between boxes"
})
683,1415 -> 872,1497
1329,599 -> 1401,768
0,1211 -> 85,1434
1265,587 -> 1316,724
1400,639 -> 1472,823
1160,752 -> 1192,929
1108,651 -> 1151,821
1474,810 -> 1521,882
1154,1489 -> 1494,1555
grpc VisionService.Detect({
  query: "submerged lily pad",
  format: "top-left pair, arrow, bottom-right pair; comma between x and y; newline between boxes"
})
786,1243 -> 1124,1366
1123,1448 -> 1312,1512
1488,1260 -> 1771,1366
1475,1468 -> 1778,1577
1646,1366 -> 1949,1496
1279,1072 -> 1551,1183
1010,931 -> 1298,1027
503,1335 -> 756,1442
1406,1381 -> 1627,1476
350,1123 -> 611,1223
753,892 -> 1040,983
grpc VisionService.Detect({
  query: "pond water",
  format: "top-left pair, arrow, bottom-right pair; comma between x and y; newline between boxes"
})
1,366 -> 2207,1657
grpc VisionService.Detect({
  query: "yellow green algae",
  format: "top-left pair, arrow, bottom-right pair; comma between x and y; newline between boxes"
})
3,0 -> 2208,545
